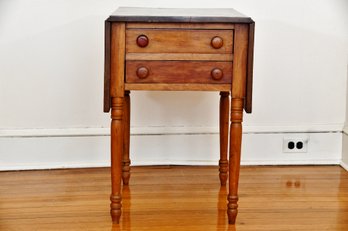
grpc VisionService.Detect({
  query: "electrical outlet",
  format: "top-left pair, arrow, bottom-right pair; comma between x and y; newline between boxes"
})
283,137 -> 308,153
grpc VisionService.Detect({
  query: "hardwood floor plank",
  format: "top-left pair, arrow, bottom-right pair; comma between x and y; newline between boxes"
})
0,166 -> 347,230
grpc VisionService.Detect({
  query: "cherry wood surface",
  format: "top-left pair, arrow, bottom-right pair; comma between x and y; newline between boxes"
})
103,20 -> 111,112
126,29 -> 233,54
245,22 -> 255,113
104,10 -> 255,113
126,53 -> 233,61
105,8 -> 255,224
110,23 -> 125,98
126,61 -> 232,84
110,23 -> 126,224
227,24 -> 249,223
124,83 -> 231,91
1,166 -> 348,231
122,91 -> 131,185
219,92 -> 230,186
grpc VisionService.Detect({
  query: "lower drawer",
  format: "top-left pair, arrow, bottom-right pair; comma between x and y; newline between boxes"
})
126,61 -> 232,84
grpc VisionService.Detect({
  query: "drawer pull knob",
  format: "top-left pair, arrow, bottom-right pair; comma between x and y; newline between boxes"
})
211,68 -> 223,80
136,35 -> 149,47
136,67 -> 149,79
211,36 -> 223,49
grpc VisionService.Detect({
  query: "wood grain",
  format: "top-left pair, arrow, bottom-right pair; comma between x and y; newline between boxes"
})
110,97 -> 124,224
105,8 -> 256,225
232,24 -> 249,98
1,166 -> 348,231
103,20 -> 111,112
110,23 -> 126,97
228,98 -> 244,224
227,24 -> 249,224
219,92 -> 230,186
125,83 -> 231,91
245,22 -> 255,114
126,53 -> 233,61
122,91 -> 131,185
126,61 -> 232,84
110,22 -> 126,223
126,29 -> 233,54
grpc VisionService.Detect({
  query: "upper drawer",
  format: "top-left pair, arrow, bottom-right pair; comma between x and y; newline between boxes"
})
126,29 -> 233,54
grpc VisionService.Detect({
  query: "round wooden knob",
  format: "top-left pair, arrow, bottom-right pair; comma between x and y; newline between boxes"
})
136,67 -> 149,79
211,68 -> 223,80
136,35 -> 149,47
211,36 -> 223,49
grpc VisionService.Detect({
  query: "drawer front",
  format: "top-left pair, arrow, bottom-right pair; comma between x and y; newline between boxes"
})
126,61 -> 232,84
126,29 -> 233,54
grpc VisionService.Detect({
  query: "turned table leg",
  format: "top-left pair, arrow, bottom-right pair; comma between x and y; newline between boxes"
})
110,97 -> 124,224
122,91 -> 131,185
219,91 -> 230,186
227,98 -> 243,224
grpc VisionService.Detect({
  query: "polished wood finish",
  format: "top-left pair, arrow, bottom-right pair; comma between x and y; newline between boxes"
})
105,7 -> 255,224
228,98 -> 244,224
227,24 -> 250,224
126,53 -> 233,61
110,22 -> 126,224
211,36 -> 224,49
126,61 -> 232,84
245,22 -> 255,113
219,92 -> 230,186
110,23 -> 126,98
1,166 -> 348,230
122,91 -> 131,185
110,97 -> 123,224
135,66 -> 149,79
125,83 -> 231,91
136,35 -> 149,47
104,9 -> 255,114
126,29 -> 233,54
211,68 -> 224,80
104,21 -> 111,112
232,24 -> 249,99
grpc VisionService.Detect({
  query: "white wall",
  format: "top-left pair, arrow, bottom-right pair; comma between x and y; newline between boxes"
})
1,0 -> 348,170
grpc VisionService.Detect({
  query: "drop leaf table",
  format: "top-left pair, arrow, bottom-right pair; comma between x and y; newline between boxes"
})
103,7 -> 255,224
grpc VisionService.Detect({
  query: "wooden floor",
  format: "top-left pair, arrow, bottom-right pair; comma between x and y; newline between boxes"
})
0,166 -> 348,231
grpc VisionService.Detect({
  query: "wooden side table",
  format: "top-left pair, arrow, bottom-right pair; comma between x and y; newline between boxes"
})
104,7 -> 255,224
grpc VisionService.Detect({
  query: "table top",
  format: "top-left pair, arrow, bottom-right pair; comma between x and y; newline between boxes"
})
107,7 -> 254,23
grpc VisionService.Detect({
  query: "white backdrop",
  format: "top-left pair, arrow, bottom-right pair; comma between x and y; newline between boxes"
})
0,0 -> 348,170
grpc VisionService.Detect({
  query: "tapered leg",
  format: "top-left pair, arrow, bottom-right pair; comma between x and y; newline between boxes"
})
219,92 -> 230,186
122,91 -> 131,185
110,97 -> 124,224
227,98 -> 243,224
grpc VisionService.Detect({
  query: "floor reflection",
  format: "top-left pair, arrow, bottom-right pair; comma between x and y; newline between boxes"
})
111,185 -> 131,231
217,186 -> 237,231
111,183 -> 239,230
227,225 -> 237,231
217,186 -> 227,228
